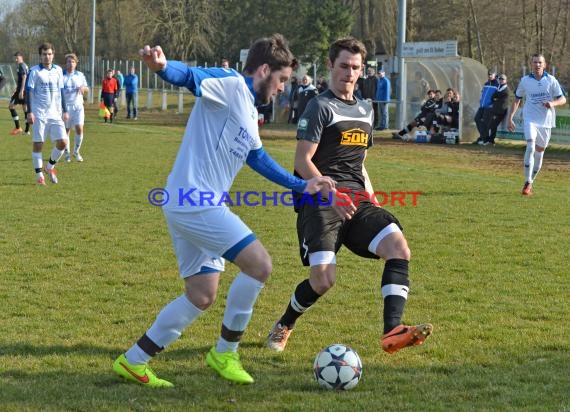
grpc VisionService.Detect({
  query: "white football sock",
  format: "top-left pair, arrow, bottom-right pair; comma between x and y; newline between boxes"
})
532,150 -> 544,180
125,294 -> 202,364
74,135 -> 83,152
49,147 -> 65,165
215,272 -> 264,353
32,152 -> 43,171
523,142 -> 535,183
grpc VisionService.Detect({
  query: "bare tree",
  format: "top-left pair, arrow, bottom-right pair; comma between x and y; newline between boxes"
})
139,0 -> 219,62
467,0 -> 484,64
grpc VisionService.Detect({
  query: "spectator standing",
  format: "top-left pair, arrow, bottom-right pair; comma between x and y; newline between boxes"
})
9,52 -> 30,135
287,76 -> 299,123
507,54 -> 566,196
221,58 -> 230,69
473,70 -> 499,144
124,66 -> 139,120
481,74 -> 510,145
114,69 -> 124,113
375,69 -> 391,130
26,42 -> 69,185
410,70 -> 430,115
101,69 -> 118,123
62,53 -> 89,162
316,76 -> 328,94
296,75 -> 318,120
361,66 -> 378,124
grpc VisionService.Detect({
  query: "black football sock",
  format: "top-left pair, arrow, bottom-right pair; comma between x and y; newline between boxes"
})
280,279 -> 321,328
382,259 -> 410,334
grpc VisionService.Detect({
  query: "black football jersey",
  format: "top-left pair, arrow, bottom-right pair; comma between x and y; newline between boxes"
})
296,89 -> 374,191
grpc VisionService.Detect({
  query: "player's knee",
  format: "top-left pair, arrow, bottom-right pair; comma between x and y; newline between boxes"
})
254,256 -> 272,282
310,266 -> 335,294
235,242 -> 272,282
245,253 -> 272,282
376,233 -> 411,261
185,290 -> 216,311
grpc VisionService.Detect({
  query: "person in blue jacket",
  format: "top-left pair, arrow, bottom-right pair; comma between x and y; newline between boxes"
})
375,69 -> 391,130
123,66 -> 139,119
473,70 -> 499,144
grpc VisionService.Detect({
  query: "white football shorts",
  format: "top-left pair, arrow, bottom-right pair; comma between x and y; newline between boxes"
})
525,122 -> 552,148
163,206 -> 254,278
64,105 -> 85,129
32,118 -> 67,143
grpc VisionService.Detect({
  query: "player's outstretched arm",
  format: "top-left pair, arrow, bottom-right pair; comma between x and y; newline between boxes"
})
246,147 -> 335,194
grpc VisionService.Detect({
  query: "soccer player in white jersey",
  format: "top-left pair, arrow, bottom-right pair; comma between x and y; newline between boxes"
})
26,42 -> 69,185
112,34 -> 337,388
507,53 -> 567,196
62,54 -> 88,162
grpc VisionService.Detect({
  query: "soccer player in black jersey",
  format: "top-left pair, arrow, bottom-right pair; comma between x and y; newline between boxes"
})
9,52 -> 30,135
267,37 -> 433,354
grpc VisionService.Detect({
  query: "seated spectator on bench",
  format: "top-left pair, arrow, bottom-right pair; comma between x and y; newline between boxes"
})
436,88 -> 460,130
393,89 -> 438,139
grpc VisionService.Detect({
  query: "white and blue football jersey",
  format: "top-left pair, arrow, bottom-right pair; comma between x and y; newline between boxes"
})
26,64 -> 65,120
162,65 -> 262,210
63,69 -> 88,108
514,71 -> 564,127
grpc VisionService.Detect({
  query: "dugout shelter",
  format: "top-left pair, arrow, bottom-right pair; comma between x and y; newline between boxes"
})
399,52 -> 490,143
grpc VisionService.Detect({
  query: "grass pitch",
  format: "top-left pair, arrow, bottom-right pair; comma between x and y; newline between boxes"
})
0,105 -> 569,411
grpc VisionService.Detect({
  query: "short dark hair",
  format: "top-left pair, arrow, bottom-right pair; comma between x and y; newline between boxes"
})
38,42 -> 54,55
14,52 -> 23,57
329,37 -> 367,65
243,34 -> 297,74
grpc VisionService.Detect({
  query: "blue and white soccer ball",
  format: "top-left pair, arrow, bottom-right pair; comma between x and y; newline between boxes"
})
313,344 -> 362,390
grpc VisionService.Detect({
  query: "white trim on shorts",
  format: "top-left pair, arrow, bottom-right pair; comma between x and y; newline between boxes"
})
367,222 -> 402,255
308,251 -> 336,267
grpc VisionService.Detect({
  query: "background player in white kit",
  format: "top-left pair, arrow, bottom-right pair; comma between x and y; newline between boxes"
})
62,53 -> 89,162
26,42 -> 69,185
112,34 -> 336,388
507,53 -> 566,196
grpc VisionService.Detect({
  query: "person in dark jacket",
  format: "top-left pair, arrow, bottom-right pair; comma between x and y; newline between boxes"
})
481,74 -> 510,145
473,70 -> 499,143
287,76 -> 299,123
393,89 -> 438,139
295,75 -> 318,120
436,88 -> 460,130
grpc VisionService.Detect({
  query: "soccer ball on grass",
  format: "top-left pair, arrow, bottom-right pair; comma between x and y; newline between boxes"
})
313,344 -> 362,390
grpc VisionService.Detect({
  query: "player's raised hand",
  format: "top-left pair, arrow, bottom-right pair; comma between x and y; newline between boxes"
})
139,45 -> 167,72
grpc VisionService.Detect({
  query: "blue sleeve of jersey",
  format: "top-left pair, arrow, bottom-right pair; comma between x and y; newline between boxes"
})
156,60 -> 196,91
156,61 -> 239,97
246,147 -> 307,193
